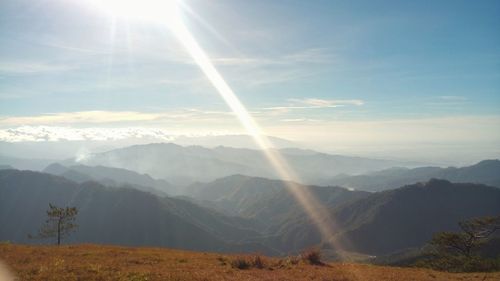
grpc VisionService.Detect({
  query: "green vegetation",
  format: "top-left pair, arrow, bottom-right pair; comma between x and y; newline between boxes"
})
33,204 -> 78,245
416,216 -> 500,272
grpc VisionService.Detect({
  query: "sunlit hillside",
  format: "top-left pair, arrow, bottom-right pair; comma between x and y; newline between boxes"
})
1,244 -> 499,281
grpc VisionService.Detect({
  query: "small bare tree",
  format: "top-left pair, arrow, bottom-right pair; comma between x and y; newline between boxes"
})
33,203 -> 78,245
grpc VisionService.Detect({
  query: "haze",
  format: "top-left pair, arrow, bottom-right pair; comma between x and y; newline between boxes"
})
1,0 -> 499,165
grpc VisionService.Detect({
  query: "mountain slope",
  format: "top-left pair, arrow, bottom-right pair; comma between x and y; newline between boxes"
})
329,159 -> 500,192
43,163 -> 177,195
0,170 -> 273,254
187,175 -> 369,233
269,179 -> 500,255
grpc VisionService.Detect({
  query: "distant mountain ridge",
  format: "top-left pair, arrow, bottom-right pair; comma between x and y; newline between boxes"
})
73,143 -> 421,185
329,159 -> 500,191
43,163 -> 178,196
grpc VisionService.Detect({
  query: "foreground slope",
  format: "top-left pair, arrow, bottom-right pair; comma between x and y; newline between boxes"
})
1,244 -> 498,281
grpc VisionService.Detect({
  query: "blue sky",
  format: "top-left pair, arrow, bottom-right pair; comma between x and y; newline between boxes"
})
0,0 -> 499,162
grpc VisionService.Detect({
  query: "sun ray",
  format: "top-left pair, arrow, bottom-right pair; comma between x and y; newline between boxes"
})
164,3 -> 349,255
105,16 -> 117,91
88,0 -> 353,259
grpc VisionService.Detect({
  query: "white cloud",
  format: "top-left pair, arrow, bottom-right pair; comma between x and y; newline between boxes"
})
283,48 -> 335,64
0,111 -> 162,125
0,126 -> 174,142
1,115 -> 498,165
0,61 -> 74,74
437,95 -> 467,101
0,109 -> 235,127
263,98 -> 364,113
267,115 -> 500,148
210,48 -> 334,67
280,118 -> 323,122
0,126 -> 240,143
288,98 -> 364,107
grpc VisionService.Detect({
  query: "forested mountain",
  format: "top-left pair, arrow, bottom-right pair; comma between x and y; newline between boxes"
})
0,170 -> 273,254
186,174 -> 369,232
2,168 -> 498,259
266,179 -> 500,255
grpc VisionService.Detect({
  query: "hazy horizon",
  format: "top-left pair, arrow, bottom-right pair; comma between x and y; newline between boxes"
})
1,0 -> 499,165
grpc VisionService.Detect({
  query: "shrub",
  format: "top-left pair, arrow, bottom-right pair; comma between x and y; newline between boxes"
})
230,257 -> 250,269
230,255 -> 267,269
302,248 -> 323,265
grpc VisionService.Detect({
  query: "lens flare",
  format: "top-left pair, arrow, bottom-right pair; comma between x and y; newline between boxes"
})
89,0 -> 348,255
165,5 -> 345,252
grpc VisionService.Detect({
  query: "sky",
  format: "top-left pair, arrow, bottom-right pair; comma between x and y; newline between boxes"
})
0,0 -> 499,163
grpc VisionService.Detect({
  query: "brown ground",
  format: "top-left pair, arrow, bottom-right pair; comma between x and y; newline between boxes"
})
0,243 -> 498,281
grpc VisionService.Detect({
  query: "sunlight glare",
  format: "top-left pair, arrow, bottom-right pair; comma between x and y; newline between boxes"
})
87,0 -> 347,255
90,0 -> 179,22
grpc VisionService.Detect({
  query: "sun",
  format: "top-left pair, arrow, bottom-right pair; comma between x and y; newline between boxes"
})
90,0 -> 180,23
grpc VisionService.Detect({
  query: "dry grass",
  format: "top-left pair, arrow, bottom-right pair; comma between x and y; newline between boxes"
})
0,243 -> 498,281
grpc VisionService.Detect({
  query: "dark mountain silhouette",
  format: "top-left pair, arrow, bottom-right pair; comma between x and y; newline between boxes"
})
73,143 -> 420,185
2,167 -> 499,258
267,179 -> 500,255
328,159 -> 500,192
186,174 -> 369,233
43,163 -> 178,196
0,170 -> 274,254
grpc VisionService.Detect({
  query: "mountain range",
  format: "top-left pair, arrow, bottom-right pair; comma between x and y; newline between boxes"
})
0,169 -> 273,254
71,143 -> 422,185
328,159 -> 500,192
264,179 -> 500,255
1,166 -> 499,258
43,163 -> 177,196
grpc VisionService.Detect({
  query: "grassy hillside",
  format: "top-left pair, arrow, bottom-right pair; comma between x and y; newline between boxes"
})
1,244 -> 498,281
